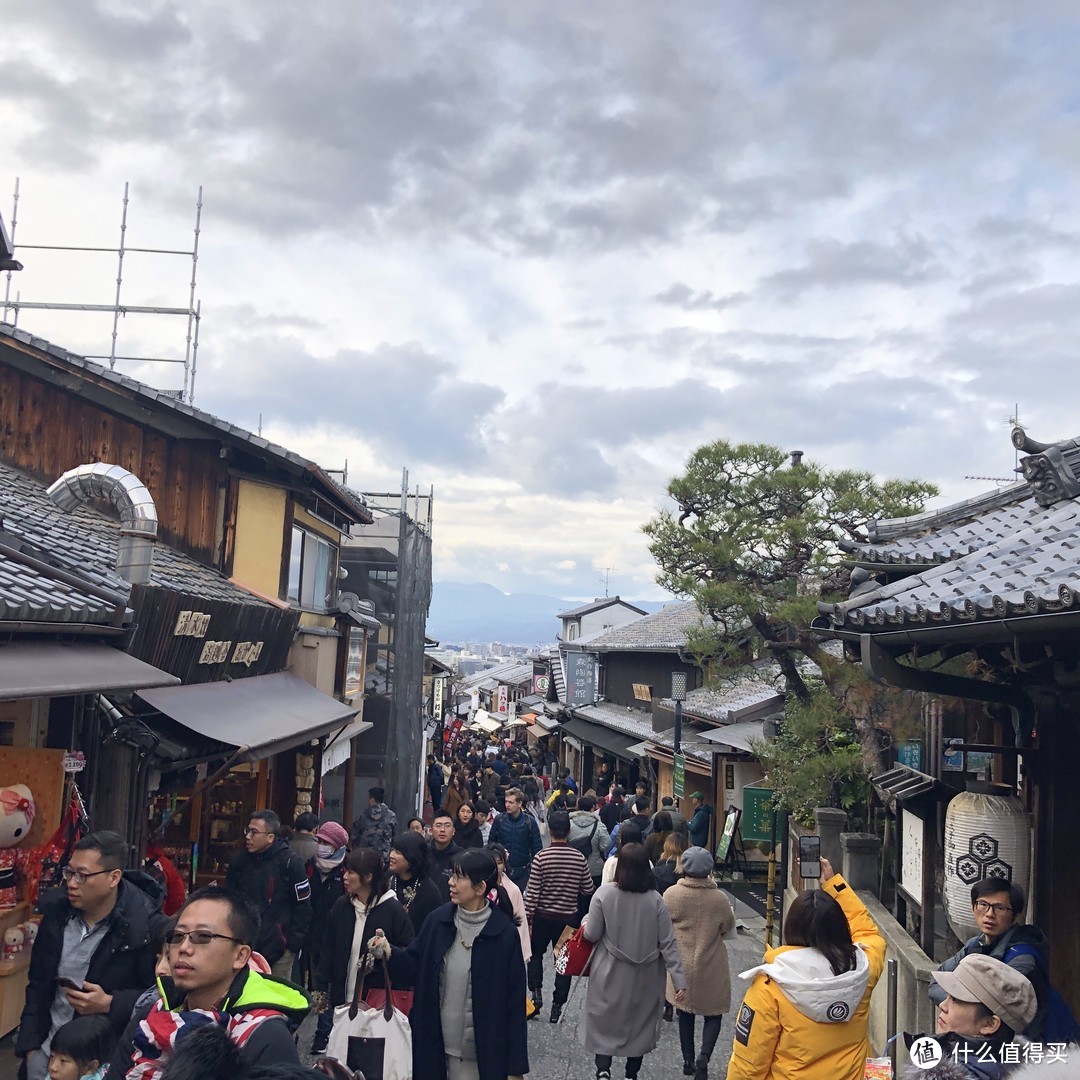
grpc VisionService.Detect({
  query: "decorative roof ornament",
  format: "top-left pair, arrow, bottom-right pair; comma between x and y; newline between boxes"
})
1012,426 -> 1080,508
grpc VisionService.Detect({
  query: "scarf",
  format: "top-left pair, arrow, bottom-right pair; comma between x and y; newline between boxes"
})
315,844 -> 346,875
127,998 -> 282,1080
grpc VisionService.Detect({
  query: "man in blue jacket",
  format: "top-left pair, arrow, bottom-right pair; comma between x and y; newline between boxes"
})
489,788 -> 542,890
688,792 -> 713,849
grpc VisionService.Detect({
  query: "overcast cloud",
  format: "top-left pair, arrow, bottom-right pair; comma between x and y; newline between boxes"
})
3,1 -> 1080,604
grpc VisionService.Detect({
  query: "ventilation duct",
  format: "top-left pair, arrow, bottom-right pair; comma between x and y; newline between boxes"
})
47,463 -> 159,585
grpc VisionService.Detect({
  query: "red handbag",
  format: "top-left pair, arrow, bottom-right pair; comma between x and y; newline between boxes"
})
364,987 -> 414,1017
554,924 -> 594,977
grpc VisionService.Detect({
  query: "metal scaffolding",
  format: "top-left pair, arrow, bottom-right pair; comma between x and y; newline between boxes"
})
2,178 -> 205,402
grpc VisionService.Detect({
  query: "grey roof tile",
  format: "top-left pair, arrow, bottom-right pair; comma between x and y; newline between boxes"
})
829,491 -> 1080,628
571,600 -> 703,652
0,460 -> 269,610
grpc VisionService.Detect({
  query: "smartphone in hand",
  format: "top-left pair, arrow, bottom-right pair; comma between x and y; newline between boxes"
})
56,976 -> 86,992
798,835 -> 821,879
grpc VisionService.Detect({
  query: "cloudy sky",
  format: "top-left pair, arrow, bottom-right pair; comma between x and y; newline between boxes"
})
3,1 -> 1078,601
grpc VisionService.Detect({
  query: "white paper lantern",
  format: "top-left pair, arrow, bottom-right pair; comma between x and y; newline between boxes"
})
943,790 -> 1030,943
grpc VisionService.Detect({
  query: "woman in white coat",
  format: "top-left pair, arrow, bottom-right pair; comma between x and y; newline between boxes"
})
580,843 -> 688,1080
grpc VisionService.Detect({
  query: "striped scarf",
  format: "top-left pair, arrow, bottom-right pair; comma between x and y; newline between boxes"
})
126,997 -> 283,1080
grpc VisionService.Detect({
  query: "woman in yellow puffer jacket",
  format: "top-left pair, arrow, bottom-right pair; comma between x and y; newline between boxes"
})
726,857 -> 887,1080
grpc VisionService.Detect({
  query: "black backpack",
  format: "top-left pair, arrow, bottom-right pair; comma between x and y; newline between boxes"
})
570,819 -> 598,857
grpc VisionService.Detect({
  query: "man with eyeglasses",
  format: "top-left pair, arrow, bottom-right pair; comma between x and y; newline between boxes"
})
15,830 -> 169,1080
118,885 -> 308,1078
929,878 -> 1049,1038
225,810 -> 311,982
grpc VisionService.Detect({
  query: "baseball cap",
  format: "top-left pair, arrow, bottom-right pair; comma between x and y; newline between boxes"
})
314,821 -> 349,849
689,791 -> 705,800
931,955 -> 1036,1034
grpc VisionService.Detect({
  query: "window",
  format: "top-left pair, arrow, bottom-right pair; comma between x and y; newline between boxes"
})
287,525 -> 338,611
567,623 -> 578,641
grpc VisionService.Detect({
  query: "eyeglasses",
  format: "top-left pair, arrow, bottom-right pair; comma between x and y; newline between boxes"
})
974,900 -> 1013,916
61,867 -> 112,885
168,930 -> 242,947
243,828 -> 270,837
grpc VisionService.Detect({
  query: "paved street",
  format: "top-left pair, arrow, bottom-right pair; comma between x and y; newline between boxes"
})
299,893 -> 769,1080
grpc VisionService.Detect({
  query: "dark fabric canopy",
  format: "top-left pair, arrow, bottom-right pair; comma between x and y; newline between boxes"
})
137,670 -> 356,762
559,715 -> 641,762
0,640 -> 178,701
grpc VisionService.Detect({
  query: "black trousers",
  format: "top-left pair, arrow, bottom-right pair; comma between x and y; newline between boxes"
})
527,914 -> 574,1003
595,1054 -> 643,1078
677,1010 -> 723,1064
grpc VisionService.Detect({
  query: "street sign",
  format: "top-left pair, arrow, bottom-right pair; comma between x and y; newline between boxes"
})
673,753 -> 686,798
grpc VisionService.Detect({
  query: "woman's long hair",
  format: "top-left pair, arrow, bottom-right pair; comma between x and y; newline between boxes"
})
661,830 -> 688,872
391,830 -> 430,880
345,846 -> 387,901
783,889 -> 857,976
452,849 -> 520,925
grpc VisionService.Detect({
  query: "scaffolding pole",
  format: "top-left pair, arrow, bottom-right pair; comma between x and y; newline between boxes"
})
5,179 -> 204,401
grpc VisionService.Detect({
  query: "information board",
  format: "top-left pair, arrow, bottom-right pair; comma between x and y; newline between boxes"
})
716,806 -> 740,862
741,786 -> 775,843
565,653 -> 597,706
673,753 -> 685,798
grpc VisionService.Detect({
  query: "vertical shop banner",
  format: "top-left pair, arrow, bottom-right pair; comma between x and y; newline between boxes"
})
673,753 -> 686,798
433,676 -> 445,721
496,685 -> 508,715
565,653 -> 597,706
533,662 -> 550,697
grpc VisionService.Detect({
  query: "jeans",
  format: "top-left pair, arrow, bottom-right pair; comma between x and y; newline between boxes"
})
527,915 -> 574,1003
507,865 -> 531,891
677,1010 -> 723,1064
315,1005 -> 334,1045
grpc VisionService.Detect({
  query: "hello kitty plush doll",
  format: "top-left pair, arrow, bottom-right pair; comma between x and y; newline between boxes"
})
0,785 -> 35,909
2,927 -> 22,962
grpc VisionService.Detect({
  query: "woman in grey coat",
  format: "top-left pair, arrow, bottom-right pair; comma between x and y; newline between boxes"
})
579,843 -> 688,1080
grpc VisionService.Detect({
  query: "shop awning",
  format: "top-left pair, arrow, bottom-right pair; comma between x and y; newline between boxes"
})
472,715 -> 502,734
559,715 -> 641,762
0,641 -> 179,701
697,720 -> 766,754
137,671 -> 356,763
526,723 -> 549,739
536,714 -> 560,731
321,715 -> 375,775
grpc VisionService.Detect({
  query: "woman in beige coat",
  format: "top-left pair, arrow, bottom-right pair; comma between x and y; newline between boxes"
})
664,846 -> 735,1079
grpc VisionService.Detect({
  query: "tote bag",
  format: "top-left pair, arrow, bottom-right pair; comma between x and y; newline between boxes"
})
325,959 -> 412,1080
553,923 -> 594,977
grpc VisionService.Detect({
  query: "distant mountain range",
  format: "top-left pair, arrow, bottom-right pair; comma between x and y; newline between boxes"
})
427,581 -> 668,647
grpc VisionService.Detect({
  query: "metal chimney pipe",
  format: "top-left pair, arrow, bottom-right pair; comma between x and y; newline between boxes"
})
46,463 -> 159,584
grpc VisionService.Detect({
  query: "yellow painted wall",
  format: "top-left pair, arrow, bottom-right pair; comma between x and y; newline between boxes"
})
293,506 -> 339,541
233,480 -> 288,595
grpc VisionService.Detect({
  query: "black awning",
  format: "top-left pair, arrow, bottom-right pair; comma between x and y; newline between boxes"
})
559,715 -> 640,762
0,640 -> 179,701
137,671 -> 356,763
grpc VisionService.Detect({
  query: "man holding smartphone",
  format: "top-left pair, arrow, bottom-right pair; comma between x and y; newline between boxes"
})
16,831 -> 169,1080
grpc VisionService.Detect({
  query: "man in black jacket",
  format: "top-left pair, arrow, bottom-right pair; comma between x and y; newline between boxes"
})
16,830 -> 168,1080
225,809 -> 311,980
428,811 -> 461,902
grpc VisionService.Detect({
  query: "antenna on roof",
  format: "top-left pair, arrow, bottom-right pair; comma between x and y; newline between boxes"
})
1004,403 -> 1022,474
600,566 -> 615,596
2,178 -> 205,404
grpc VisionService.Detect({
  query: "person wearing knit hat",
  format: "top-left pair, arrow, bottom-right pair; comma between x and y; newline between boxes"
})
664,846 -> 733,1079
305,821 -> 349,1054
899,955 -> 1037,1079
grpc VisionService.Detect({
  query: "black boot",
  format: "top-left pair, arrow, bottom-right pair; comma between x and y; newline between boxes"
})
549,1002 -> 562,1023
531,988 -> 543,1013
682,1062 -> 695,1076
694,1055 -> 709,1080
663,1001 -> 673,1021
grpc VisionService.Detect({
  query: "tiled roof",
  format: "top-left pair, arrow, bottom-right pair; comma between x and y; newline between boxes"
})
0,548 -> 124,626
571,701 -> 656,741
571,600 -> 704,652
656,672 -> 783,724
459,660 -> 532,691
0,323 -> 370,524
822,429 -> 1080,633
0,460 -> 268,608
557,596 -> 646,620
642,726 -> 716,766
